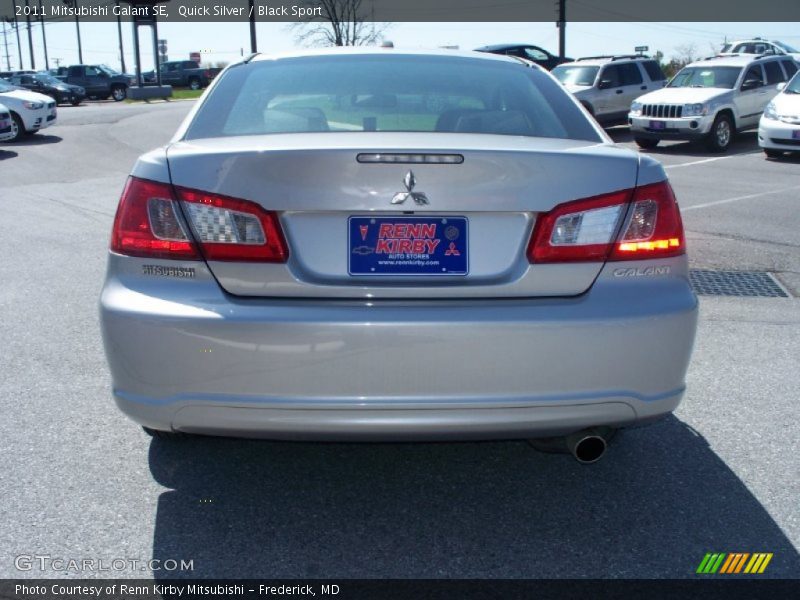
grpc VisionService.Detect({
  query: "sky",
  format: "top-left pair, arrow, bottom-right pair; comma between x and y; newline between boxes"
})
2,20 -> 800,73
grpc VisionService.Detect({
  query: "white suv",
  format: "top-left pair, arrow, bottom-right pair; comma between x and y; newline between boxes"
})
551,55 -> 667,126
629,54 -> 796,152
721,39 -> 800,62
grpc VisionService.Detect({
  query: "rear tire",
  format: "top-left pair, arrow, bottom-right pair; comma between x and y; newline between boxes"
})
71,99 -> 82,106
635,137 -> 659,149
143,426 -> 191,440
764,148 -> 783,159
188,77 -> 201,91
705,113 -> 733,153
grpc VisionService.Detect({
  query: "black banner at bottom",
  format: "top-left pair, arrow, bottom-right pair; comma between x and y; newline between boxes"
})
2,579 -> 799,600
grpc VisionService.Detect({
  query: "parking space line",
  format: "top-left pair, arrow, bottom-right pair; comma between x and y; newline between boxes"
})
682,186 -> 800,212
664,152 -> 761,170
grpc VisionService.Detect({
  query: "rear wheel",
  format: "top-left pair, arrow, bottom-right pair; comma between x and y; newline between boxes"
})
764,148 -> 783,159
705,113 -> 733,152
635,137 -> 659,149
188,77 -> 201,91
71,98 -> 82,106
111,85 -> 127,101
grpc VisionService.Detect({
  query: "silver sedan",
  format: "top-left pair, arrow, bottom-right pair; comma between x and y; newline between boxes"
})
100,49 -> 697,462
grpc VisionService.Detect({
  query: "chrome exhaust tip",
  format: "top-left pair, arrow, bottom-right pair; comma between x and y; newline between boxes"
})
566,429 -> 608,464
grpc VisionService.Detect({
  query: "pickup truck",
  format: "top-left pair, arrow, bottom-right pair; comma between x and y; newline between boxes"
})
56,65 -> 133,101
143,61 -> 211,90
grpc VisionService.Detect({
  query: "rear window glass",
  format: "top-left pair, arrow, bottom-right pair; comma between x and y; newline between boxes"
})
618,63 -> 643,85
642,61 -> 666,81
781,60 -> 798,78
184,55 -> 601,142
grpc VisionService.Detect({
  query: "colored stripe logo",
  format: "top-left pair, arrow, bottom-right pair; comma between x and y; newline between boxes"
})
696,552 -> 773,574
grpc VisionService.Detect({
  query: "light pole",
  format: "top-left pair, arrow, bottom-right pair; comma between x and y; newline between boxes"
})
62,0 -> 83,63
24,0 -> 34,69
2,19 -> 11,71
38,0 -> 48,69
248,0 -> 256,52
12,0 -> 23,69
115,1 -> 127,73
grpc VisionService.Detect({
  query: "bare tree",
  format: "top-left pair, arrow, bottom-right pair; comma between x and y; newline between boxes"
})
672,43 -> 698,68
291,0 -> 391,47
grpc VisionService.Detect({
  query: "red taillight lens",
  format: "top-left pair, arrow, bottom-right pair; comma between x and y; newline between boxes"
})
110,177 -> 200,259
176,187 -> 289,262
528,189 -> 632,263
528,181 -> 685,263
608,181 -> 685,260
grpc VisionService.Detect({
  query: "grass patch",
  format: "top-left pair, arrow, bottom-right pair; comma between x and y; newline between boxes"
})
124,88 -> 204,104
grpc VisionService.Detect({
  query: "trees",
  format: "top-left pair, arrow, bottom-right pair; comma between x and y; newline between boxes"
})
291,0 -> 390,47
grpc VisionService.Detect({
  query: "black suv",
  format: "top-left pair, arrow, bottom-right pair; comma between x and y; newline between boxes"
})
8,72 -> 86,106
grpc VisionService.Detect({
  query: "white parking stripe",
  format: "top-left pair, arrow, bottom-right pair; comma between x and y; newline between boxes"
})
681,186 -> 800,211
664,152 -> 761,169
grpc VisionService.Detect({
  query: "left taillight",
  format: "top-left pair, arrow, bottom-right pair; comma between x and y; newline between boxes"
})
110,177 -> 200,260
110,177 -> 289,263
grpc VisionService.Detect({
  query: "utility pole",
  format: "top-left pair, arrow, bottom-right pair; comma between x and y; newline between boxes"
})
2,19 -> 11,71
63,0 -> 83,63
24,0 -> 35,69
556,0 -> 566,60
115,1 -> 126,72
12,0 -> 24,69
248,0 -> 257,53
38,0 -> 48,69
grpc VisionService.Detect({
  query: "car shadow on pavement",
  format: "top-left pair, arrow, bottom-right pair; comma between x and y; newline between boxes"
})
10,134 -> 62,147
0,149 -> 18,159
148,416 -> 799,579
606,127 -> 760,158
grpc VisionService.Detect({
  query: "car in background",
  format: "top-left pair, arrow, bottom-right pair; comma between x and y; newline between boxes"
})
720,38 -> 800,62
100,49 -> 697,463
551,55 -> 667,126
142,60 -> 211,89
0,79 -> 57,142
7,72 -> 85,106
759,71 -> 800,158
0,70 -> 35,80
475,44 -> 571,70
58,65 -> 133,101
629,54 -> 794,152
0,102 -> 15,142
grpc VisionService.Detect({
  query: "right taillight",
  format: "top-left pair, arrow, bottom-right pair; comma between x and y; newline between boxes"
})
528,180 -> 685,263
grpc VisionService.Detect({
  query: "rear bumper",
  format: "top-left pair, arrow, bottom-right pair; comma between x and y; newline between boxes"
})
100,255 -> 698,440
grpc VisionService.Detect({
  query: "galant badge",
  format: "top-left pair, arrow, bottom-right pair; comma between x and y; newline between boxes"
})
391,171 -> 429,205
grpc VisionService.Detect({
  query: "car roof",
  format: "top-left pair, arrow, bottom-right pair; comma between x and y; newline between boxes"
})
690,54 -> 782,68
475,44 -> 534,51
249,47 -> 527,66
555,55 -> 652,67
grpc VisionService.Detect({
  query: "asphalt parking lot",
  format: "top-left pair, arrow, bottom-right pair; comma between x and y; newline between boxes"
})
1,102 -> 798,579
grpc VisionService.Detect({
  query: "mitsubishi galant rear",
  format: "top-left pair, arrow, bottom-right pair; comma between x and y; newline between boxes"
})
99,49 -> 698,462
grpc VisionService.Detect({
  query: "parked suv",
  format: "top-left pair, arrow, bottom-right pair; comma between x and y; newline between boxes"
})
551,56 -> 667,126
720,38 -> 800,61
60,65 -> 132,101
629,54 -> 795,152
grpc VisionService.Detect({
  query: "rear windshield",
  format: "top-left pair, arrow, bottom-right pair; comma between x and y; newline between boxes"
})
668,66 -> 741,89
551,65 -> 599,86
184,55 -> 601,142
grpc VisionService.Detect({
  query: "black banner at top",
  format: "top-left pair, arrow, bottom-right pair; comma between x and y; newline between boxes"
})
1,0 -> 800,22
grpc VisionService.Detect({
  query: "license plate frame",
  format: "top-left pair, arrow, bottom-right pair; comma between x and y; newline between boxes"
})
649,120 -> 666,130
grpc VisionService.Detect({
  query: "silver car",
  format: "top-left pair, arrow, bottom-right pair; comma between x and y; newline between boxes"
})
100,49 -> 698,462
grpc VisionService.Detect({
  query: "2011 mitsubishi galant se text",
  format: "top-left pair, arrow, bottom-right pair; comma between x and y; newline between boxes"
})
100,49 -> 698,463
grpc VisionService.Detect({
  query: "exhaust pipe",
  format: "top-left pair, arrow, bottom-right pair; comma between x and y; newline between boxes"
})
566,428 -> 608,464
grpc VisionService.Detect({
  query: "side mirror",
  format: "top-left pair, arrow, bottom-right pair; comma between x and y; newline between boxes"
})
741,79 -> 761,91
776,82 -> 786,91
598,79 -> 613,90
